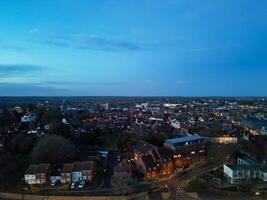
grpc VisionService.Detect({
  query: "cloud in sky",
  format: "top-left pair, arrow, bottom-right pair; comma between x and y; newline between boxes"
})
0,82 -> 68,96
31,33 -> 145,51
0,64 -> 43,77
0,41 -> 25,51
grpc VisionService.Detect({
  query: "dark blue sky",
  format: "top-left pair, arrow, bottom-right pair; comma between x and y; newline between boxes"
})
0,0 -> 266,96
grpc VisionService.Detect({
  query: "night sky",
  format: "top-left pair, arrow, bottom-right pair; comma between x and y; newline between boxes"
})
0,0 -> 266,96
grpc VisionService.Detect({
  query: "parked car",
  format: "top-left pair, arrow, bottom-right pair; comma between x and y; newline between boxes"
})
117,155 -> 121,161
70,182 -> 77,189
78,180 -> 86,189
50,179 -> 61,186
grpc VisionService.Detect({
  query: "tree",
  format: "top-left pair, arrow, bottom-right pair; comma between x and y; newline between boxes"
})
206,143 -> 238,164
31,135 -> 75,164
111,173 -> 136,195
11,134 -> 36,155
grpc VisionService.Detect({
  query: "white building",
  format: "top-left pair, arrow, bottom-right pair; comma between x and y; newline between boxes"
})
170,119 -> 180,129
136,102 -> 149,109
24,165 -> 38,184
21,113 -> 36,123
223,164 -> 267,184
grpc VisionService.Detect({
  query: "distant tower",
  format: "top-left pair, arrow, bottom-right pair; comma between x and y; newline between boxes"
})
61,100 -> 65,112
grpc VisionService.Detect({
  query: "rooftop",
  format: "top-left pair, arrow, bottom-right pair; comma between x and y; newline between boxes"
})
61,163 -> 74,173
36,163 -> 50,174
224,164 -> 258,171
164,135 -> 203,145
25,165 -> 39,174
134,140 -> 157,155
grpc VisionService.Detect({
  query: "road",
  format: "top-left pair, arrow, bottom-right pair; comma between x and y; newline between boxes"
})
102,154 -> 117,188
152,162 -> 222,199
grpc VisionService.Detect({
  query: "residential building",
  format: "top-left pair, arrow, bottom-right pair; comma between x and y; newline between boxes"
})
25,164 -> 50,185
36,164 -> 50,184
164,135 -> 206,167
24,165 -> 39,184
61,163 -> 74,183
170,119 -> 180,129
62,161 -> 95,183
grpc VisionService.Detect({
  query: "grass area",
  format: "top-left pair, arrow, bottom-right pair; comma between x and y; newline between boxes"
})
102,134 -> 119,150
58,183 -> 70,190
30,184 -> 41,192
185,178 -> 209,192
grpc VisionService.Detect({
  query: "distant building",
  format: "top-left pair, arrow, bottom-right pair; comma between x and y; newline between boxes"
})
170,119 -> 180,129
206,136 -> 237,144
135,102 -> 149,109
100,103 -> 109,111
21,113 -> 36,123
241,119 -> 267,136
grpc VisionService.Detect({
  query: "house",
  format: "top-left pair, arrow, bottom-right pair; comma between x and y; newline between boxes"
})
50,165 -> 62,182
72,162 -> 83,182
61,163 -> 74,183
80,161 -> 95,182
72,161 -> 95,183
134,140 -> 174,179
24,164 -> 50,185
170,119 -> 180,129
139,154 -> 158,179
156,148 -> 174,177
25,165 -> 39,184
36,164 -> 50,184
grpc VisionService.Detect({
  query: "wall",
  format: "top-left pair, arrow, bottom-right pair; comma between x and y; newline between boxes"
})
0,192 -> 148,200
